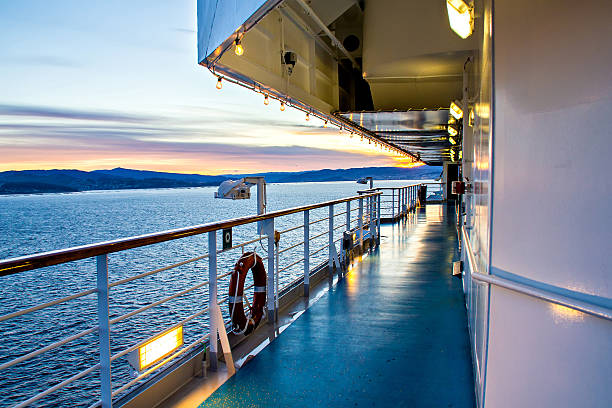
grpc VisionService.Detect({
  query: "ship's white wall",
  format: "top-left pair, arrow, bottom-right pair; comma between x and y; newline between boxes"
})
485,0 -> 612,406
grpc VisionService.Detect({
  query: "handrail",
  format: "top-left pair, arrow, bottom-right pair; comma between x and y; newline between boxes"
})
0,192 -> 381,276
462,226 -> 612,322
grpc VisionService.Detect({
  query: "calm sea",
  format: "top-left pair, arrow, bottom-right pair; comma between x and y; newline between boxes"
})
0,180 -> 424,407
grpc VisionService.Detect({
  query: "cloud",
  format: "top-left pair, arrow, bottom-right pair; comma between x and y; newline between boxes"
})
0,103 -> 397,173
0,104 -> 153,123
1,55 -> 82,68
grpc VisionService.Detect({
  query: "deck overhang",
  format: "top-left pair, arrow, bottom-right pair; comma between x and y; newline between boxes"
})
197,0 -> 476,165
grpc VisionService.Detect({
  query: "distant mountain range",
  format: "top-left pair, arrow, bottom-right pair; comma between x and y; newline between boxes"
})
0,166 -> 441,195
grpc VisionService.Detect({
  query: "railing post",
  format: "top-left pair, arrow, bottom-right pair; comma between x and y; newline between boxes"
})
358,198 -> 364,250
207,231 -> 218,371
377,194 -> 381,244
391,189 -> 395,220
303,210 -> 310,297
96,254 -> 112,408
403,188 -> 407,214
328,204 -> 334,270
263,218 -> 276,322
346,201 -> 351,260
370,195 -> 377,242
346,201 -> 351,233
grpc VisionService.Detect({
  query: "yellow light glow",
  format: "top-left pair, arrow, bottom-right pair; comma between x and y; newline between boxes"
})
280,102 -> 285,111
139,326 -> 183,370
234,39 -> 244,56
263,94 -> 269,105
305,112 -> 310,121
449,136 -> 457,145
448,126 -> 458,137
459,150 -> 463,160
323,120 -> 328,128
446,0 -> 473,39
216,77 -> 222,90
450,100 -> 463,120
469,108 -> 475,126
393,157 -> 426,168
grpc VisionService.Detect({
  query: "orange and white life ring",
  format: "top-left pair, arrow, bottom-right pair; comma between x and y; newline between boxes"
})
228,252 -> 266,335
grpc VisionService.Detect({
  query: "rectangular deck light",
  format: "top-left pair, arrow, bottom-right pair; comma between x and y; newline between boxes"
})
138,325 -> 183,371
446,0 -> 473,39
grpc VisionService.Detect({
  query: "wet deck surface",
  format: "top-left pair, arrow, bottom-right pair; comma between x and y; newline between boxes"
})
200,205 -> 475,407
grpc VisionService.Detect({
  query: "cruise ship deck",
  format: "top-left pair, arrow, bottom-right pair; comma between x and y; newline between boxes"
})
198,204 -> 474,407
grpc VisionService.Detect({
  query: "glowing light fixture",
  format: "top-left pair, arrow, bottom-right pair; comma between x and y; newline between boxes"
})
469,108 -> 475,126
323,120 -> 328,128
450,100 -> 463,120
280,101 -> 286,111
216,77 -> 223,90
138,325 -> 183,371
264,94 -> 269,105
449,136 -> 457,145
234,37 -> 244,56
446,0 -> 474,39
448,125 -> 458,137
305,112 -> 310,121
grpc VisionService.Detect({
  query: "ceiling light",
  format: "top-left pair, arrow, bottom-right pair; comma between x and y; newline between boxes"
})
446,0 -> 473,39
216,77 -> 222,90
235,37 -> 244,56
280,101 -> 285,111
450,100 -> 463,120
264,94 -> 269,105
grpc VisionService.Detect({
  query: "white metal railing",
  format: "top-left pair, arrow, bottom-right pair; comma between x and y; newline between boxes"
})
0,192 -> 381,408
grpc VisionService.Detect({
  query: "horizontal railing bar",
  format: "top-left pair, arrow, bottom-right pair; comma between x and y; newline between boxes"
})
110,281 -> 209,325
279,257 -> 305,273
0,326 -> 98,371
333,223 -> 346,231
216,235 -> 267,255
310,244 -> 329,256
278,240 -> 305,255
109,254 -> 209,288
0,192 -> 382,276
462,226 -> 612,322
333,210 -> 347,217
309,216 -> 329,226
309,230 -> 328,241
13,363 -> 100,408
111,332 -> 211,397
217,270 -> 233,280
278,224 -> 304,234
0,287 -> 96,323
111,306 -> 209,362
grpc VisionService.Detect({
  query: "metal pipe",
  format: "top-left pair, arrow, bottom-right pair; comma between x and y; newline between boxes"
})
462,226 -> 612,322
293,0 -> 360,69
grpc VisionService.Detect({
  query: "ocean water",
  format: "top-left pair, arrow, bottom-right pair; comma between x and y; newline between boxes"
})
0,180 -> 423,407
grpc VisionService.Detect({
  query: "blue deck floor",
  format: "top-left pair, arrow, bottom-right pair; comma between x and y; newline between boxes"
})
200,205 -> 475,407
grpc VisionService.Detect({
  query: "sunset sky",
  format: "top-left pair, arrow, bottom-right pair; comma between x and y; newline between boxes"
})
0,0 -> 405,175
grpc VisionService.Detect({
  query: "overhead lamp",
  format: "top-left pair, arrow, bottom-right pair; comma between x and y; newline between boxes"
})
469,108 -> 475,126
449,136 -> 457,145
448,125 -> 458,137
216,77 -> 223,90
264,94 -> 269,105
323,120 -> 328,128
450,100 -> 463,120
446,0 -> 474,39
234,37 -> 244,56
280,101 -> 286,111
305,112 -> 310,121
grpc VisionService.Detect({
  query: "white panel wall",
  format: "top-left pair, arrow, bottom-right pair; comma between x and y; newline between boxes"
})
485,0 -> 612,406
